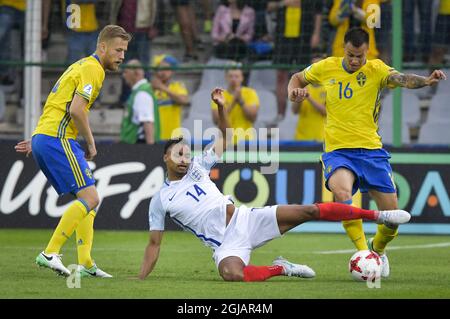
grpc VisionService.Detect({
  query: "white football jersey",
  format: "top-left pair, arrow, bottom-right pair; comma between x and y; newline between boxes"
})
148,147 -> 233,249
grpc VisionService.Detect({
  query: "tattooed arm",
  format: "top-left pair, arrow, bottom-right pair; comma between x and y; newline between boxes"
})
387,70 -> 447,89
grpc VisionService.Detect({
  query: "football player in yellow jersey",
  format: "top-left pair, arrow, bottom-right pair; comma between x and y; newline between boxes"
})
15,25 -> 131,278
288,28 -> 446,278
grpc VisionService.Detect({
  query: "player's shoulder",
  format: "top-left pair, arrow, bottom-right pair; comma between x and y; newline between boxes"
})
79,56 -> 105,77
241,86 -> 257,95
305,57 -> 339,72
151,189 -> 162,201
150,188 -> 165,209
367,59 -> 391,70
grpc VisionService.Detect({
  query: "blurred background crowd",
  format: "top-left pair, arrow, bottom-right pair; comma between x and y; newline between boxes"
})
0,0 -> 449,146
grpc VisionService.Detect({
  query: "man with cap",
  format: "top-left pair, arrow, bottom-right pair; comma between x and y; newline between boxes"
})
151,54 -> 190,140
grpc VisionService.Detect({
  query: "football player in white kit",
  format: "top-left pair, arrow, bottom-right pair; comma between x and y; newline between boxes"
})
138,88 -> 411,282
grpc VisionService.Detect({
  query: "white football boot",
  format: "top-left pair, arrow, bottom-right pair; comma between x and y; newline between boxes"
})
76,263 -> 113,278
376,210 -> 411,226
272,256 -> 316,278
35,251 -> 71,277
368,238 -> 390,278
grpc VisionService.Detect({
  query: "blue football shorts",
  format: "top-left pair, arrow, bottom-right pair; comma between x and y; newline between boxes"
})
31,134 -> 95,195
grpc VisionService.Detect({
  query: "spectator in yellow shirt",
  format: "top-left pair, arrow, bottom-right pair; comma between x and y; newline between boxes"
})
329,0 -> 380,59
63,0 -> 99,63
292,54 -> 327,142
151,54 -> 190,140
211,65 -> 259,144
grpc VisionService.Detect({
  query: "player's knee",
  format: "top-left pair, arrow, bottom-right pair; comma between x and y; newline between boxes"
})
220,268 -> 244,282
90,195 -> 100,210
83,193 -> 99,210
333,190 -> 352,202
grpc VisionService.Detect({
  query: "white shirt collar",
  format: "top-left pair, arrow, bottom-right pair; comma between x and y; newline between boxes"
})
132,78 -> 148,90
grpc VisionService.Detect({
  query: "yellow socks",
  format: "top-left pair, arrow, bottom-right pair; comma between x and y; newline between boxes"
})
342,219 -> 369,250
76,210 -> 96,268
45,199 -> 89,254
339,199 -> 368,250
372,224 -> 398,255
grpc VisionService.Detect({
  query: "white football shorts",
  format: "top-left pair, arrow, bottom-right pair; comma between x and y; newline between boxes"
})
212,205 -> 281,268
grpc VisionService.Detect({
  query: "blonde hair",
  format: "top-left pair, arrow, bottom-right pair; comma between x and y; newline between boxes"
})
97,25 -> 132,45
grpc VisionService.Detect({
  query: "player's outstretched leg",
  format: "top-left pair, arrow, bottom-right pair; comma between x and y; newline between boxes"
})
272,256 -> 315,278
316,202 -> 410,225
218,256 -> 314,282
275,202 -> 410,234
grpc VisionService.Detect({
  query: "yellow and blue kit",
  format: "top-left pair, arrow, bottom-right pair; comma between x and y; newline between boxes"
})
303,56 -> 397,194
32,54 -> 104,195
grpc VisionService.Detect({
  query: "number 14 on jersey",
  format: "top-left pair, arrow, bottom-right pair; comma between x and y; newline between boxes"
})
186,184 -> 207,202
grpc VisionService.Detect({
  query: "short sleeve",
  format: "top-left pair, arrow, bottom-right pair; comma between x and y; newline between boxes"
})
303,59 -> 326,85
193,144 -> 220,171
149,192 -> 166,231
133,91 -> 154,123
377,59 -> 399,89
171,82 -> 188,96
75,64 -> 103,104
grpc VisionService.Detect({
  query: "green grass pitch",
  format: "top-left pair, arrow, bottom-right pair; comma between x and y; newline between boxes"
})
1,229 -> 449,299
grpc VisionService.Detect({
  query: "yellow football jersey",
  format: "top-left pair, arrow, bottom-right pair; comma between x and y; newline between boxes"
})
0,0 -> 26,11
155,82 -> 188,140
211,87 -> 260,144
33,55 -> 105,139
294,84 -> 327,142
303,57 -> 397,152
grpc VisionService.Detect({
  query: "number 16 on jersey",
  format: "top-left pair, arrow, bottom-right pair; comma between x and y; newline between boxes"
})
338,82 -> 353,99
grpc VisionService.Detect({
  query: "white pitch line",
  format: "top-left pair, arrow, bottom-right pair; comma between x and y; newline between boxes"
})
4,242 -> 450,255
313,242 -> 450,255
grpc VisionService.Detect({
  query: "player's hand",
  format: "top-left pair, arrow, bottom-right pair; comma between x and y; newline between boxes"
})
211,87 -> 225,108
14,140 -> 32,157
426,70 -> 447,86
289,88 -> 309,103
85,143 -> 97,161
